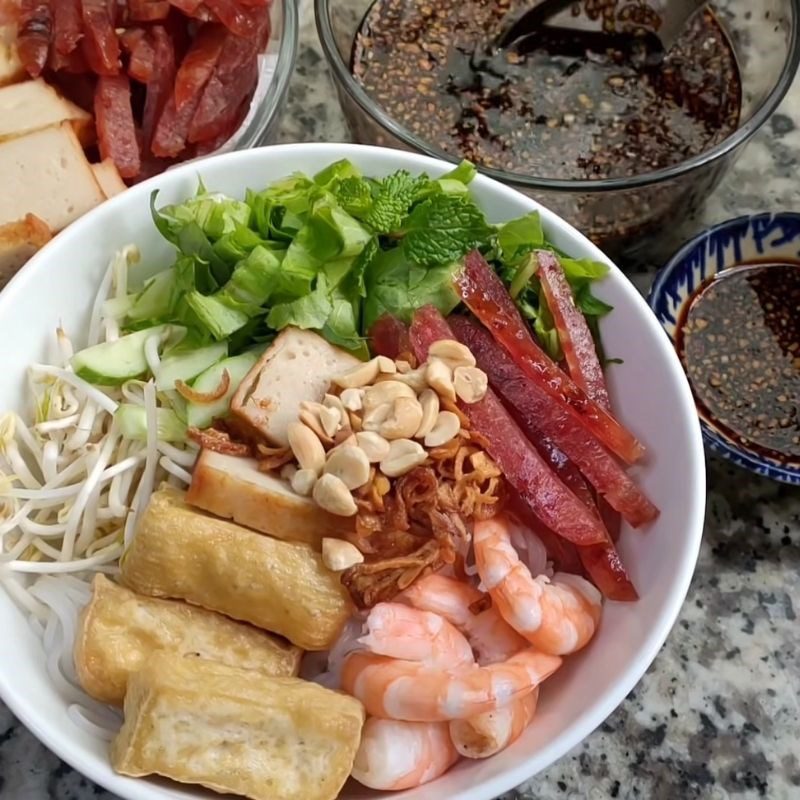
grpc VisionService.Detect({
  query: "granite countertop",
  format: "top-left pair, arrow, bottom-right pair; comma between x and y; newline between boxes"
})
2,10 -> 799,800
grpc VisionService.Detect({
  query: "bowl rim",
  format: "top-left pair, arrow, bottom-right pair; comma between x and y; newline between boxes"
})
314,0 -> 800,193
648,210 -> 800,486
0,142 -> 707,800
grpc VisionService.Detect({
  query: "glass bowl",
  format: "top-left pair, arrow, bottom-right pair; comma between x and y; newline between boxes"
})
315,0 -> 800,267
221,0 -> 299,151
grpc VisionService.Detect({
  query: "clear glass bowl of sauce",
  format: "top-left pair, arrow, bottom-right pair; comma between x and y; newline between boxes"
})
316,0 -> 800,267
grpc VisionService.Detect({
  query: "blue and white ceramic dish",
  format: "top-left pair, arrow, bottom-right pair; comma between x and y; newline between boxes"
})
648,212 -> 800,485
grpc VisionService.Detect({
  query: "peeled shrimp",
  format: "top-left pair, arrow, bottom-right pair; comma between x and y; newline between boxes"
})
449,689 -> 539,759
351,718 -> 459,790
359,602 -> 474,667
401,574 -> 527,664
341,647 -> 561,721
474,515 -> 603,656
402,574 -> 540,758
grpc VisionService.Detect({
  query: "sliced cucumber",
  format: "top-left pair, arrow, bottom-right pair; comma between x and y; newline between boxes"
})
155,342 -> 228,392
115,404 -> 187,442
186,350 -> 260,429
71,325 -> 180,386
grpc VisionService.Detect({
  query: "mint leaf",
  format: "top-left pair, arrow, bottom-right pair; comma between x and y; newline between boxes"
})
335,176 -> 374,218
365,170 -> 429,234
403,195 -> 492,266
362,248 -> 460,331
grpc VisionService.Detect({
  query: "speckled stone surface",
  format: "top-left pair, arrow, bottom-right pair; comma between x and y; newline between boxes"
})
1,12 -> 799,800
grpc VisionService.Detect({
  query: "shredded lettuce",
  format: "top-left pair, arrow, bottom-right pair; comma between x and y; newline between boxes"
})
92,159 -> 609,378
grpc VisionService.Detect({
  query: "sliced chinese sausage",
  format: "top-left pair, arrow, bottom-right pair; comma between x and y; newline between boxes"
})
128,0 -> 171,21
53,0 -> 82,56
17,0 -> 52,78
95,74 -> 141,179
188,27 -> 261,143
174,23 -> 226,111
81,0 -> 120,76
141,25 -> 176,150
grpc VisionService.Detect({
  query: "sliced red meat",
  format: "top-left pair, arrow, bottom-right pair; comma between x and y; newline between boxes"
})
81,0 -> 120,75
174,22 -> 226,111
534,251 -> 630,544
53,0 -> 82,55
129,0 -> 171,20
203,0 -> 254,37
449,315 -> 658,527
122,28 -> 157,82
151,89 -> 199,157
17,0 -> 52,77
410,306 -> 607,547
369,314 -> 413,360
455,251 -> 645,465
95,74 -> 141,178
191,91 -> 249,155
141,25 -> 176,151
536,250 -> 610,410
48,42 -> 89,72
188,28 -> 260,143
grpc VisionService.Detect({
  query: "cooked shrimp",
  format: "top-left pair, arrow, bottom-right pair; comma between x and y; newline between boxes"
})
402,575 -> 540,756
341,647 -> 561,721
449,689 -> 539,759
351,718 -> 459,790
474,515 -> 603,656
400,574 -> 527,664
359,602 -> 474,667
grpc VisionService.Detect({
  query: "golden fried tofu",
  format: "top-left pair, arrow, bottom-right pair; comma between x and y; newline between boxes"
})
120,487 -> 352,650
111,653 -> 365,800
74,575 -> 302,705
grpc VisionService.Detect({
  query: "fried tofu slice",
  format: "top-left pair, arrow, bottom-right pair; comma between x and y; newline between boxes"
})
111,653 -> 365,800
186,450 -> 353,547
230,327 -> 360,447
91,158 -> 127,198
0,213 -> 51,288
0,79 -> 95,146
74,574 -> 302,705
120,487 -> 352,650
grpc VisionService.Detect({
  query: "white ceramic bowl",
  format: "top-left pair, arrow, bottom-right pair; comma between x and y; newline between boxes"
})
0,144 -> 706,800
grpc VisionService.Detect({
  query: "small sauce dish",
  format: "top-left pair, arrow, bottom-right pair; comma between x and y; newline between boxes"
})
649,212 -> 800,485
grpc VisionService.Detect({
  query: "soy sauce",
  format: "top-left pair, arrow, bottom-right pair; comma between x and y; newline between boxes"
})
676,263 -> 800,465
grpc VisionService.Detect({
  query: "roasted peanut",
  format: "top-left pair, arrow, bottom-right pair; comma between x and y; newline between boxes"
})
414,388 -> 440,439
287,422 -> 326,475
379,396 -> 424,440
363,380 -> 417,412
424,410 -> 461,448
362,401 -> 393,432
380,438 -> 428,478
340,387 -> 364,412
313,473 -> 358,516
356,431 -> 391,462
429,339 -> 476,369
322,538 -> 364,571
454,366 -> 488,404
333,358 -> 381,389
376,355 -> 397,374
324,445 -> 371,490
290,468 -> 317,497
319,405 -> 342,438
426,357 -> 456,401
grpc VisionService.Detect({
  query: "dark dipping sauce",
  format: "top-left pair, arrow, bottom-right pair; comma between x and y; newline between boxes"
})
676,263 -> 800,466
351,0 -> 742,181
